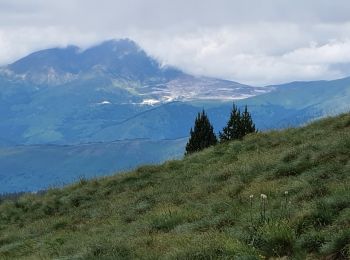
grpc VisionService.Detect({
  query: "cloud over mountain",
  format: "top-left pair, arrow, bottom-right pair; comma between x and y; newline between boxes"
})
1,0 -> 350,85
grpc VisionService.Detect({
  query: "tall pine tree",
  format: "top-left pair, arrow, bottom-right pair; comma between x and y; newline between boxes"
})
219,103 -> 242,142
185,110 -> 217,155
241,105 -> 256,136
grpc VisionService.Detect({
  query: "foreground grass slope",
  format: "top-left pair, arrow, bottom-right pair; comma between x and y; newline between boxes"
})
1,114 -> 350,259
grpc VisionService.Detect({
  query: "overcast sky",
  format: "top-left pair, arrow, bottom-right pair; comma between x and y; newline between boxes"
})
1,0 -> 350,85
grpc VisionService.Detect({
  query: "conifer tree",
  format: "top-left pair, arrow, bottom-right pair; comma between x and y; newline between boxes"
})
219,103 -> 256,142
185,110 -> 217,155
219,103 -> 242,142
241,105 -> 256,135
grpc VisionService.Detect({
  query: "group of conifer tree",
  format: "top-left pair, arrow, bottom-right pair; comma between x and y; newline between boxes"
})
185,103 -> 256,155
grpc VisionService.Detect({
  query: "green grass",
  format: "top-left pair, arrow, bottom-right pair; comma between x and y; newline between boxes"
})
1,113 -> 350,259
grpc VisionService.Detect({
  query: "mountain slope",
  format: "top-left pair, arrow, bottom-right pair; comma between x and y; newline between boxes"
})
260,77 -> 350,110
1,113 -> 350,259
86,74 -> 350,141
240,77 -> 350,128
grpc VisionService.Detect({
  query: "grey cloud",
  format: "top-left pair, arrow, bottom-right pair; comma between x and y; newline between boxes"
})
2,0 -> 350,29
1,0 -> 350,85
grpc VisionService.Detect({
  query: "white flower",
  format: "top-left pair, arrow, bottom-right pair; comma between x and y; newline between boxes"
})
260,194 -> 267,199
249,194 -> 254,199
284,191 -> 289,195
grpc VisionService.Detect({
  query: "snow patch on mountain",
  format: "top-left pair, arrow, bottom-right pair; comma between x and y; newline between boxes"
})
97,101 -> 112,105
141,99 -> 160,106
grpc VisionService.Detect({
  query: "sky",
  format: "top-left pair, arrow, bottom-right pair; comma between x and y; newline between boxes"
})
1,0 -> 350,85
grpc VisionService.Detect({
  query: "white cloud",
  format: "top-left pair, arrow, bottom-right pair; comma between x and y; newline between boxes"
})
0,26 -> 107,64
132,24 -> 350,85
283,40 -> 350,64
1,0 -> 350,85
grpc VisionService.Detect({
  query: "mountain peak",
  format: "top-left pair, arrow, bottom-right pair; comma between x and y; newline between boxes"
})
3,38 -> 173,85
95,38 -> 140,51
82,39 -> 142,59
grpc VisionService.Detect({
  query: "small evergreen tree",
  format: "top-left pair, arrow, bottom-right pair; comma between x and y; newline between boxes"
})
241,105 -> 256,136
219,103 -> 256,142
185,110 -> 217,155
219,103 -> 242,142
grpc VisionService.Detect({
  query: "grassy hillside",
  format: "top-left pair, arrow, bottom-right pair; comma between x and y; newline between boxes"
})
1,114 -> 350,259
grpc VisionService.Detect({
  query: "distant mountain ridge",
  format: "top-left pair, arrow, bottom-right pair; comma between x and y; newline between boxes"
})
0,39 -> 269,102
3,40 -> 181,86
